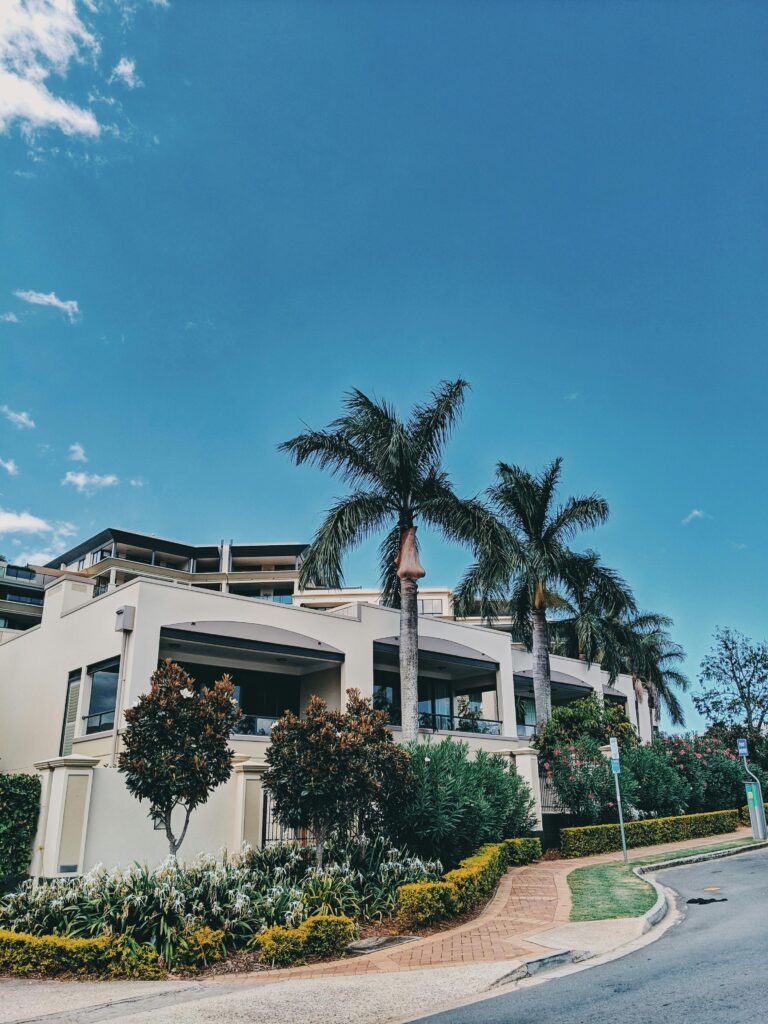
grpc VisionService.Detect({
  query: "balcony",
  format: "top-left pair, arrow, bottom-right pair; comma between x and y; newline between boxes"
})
235,714 -> 280,736
418,711 -> 503,736
83,710 -> 115,734
3,591 -> 43,605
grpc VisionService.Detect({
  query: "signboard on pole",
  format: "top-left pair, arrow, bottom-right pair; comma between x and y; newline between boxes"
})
737,738 -> 749,758
609,736 -> 620,759
608,736 -> 628,863
611,758 -> 621,775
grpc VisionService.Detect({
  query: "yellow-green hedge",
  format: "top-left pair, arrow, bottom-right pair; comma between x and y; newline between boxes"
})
251,914 -> 354,968
396,837 -> 542,929
0,929 -> 165,978
561,809 -> 739,858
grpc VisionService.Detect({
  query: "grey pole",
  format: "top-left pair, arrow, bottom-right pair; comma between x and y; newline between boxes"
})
614,771 -> 628,865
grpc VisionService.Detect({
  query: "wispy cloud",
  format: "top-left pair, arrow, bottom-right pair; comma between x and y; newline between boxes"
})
682,508 -> 710,525
129,476 -> 148,487
68,442 -> 87,462
563,392 -> 579,402
110,57 -> 142,89
0,1 -> 100,138
0,405 -> 35,429
16,521 -> 78,567
14,289 -> 80,322
0,312 -> 19,323
0,458 -> 19,476
727,539 -> 747,551
0,508 -> 52,535
62,470 -> 118,493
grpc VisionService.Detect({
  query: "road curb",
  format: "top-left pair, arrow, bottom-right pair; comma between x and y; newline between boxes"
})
491,948 -> 582,987
634,840 -> 768,876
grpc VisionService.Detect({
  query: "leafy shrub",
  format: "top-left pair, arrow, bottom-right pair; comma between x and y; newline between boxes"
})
536,694 -> 638,764
443,842 -> 508,912
395,882 -> 459,931
0,775 -> 41,889
504,837 -> 542,864
251,914 -> 354,967
622,744 -> 688,817
0,929 -> 164,978
173,927 -> 226,972
739,801 -> 768,826
544,737 -> 638,824
390,739 -> 536,867
299,868 -> 361,919
655,735 -> 762,813
560,809 -> 739,857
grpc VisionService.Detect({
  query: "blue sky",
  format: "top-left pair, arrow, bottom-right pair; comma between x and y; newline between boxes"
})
2,1 -> 767,730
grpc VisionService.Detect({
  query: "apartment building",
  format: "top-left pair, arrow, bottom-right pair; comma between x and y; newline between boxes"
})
0,557 -> 54,640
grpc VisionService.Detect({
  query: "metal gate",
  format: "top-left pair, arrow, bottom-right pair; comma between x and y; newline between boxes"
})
261,790 -> 314,847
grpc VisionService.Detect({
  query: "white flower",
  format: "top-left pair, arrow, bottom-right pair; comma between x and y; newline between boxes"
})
180,688 -> 194,699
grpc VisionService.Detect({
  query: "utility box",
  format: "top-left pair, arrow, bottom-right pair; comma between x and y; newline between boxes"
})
115,605 -> 135,632
744,782 -> 767,841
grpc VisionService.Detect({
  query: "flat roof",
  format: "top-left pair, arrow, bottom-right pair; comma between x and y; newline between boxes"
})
45,528 -> 309,568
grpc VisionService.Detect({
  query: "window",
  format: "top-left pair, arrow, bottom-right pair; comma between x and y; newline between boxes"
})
77,557 -> 86,571
417,598 -> 443,615
85,657 -> 120,733
60,671 -> 82,756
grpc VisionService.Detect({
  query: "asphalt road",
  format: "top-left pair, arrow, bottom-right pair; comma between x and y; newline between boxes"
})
413,847 -> 768,1024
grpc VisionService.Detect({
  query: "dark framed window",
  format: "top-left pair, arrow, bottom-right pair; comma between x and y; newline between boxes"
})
85,657 -> 120,733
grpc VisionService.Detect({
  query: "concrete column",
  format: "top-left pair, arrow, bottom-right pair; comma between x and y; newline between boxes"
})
31,757 -> 100,877
497,656 -> 518,738
108,567 -> 117,591
232,757 -> 267,851
510,746 -> 543,830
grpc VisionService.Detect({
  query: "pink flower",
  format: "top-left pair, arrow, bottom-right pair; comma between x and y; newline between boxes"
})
543,762 -> 550,770
695,753 -> 702,759
608,801 -> 615,808
553,749 -> 561,756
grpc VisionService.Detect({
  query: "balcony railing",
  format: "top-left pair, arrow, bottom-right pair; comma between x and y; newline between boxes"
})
4,566 -> 37,581
83,710 -> 115,734
418,712 -> 503,736
235,714 -> 280,736
4,592 -> 43,605
516,723 -> 536,740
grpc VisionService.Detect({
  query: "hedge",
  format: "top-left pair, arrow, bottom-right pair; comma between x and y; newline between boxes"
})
251,915 -> 354,968
396,837 -> 542,930
0,774 -> 41,887
560,809 -> 739,858
0,929 -> 165,978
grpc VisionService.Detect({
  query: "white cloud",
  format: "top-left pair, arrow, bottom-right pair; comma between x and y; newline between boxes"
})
14,289 -> 80,322
682,508 -> 709,525
0,0 -> 101,138
110,56 -> 141,88
62,469 -> 118,493
0,507 -> 51,534
0,312 -> 19,323
129,476 -> 147,487
0,457 -> 19,476
67,441 -> 87,462
16,520 -> 77,566
0,404 -> 35,429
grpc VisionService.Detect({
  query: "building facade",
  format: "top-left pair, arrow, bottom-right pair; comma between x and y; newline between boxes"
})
0,528 -> 657,876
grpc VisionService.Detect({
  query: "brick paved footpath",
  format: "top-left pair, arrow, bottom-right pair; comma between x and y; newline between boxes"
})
233,828 -> 751,982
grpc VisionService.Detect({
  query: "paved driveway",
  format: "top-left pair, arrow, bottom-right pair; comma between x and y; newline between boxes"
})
412,847 -> 768,1024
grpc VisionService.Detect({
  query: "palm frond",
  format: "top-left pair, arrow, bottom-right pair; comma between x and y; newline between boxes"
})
408,378 -> 469,469
298,491 -> 393,589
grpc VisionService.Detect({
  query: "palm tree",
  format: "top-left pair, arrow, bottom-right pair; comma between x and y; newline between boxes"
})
599,612 -> 689,727
279,380 -> 504,742
455,457 -> 634,726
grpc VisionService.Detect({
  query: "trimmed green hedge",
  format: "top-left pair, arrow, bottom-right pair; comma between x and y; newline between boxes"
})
396,837 -> 542,929
0,774 -> 41,886
0,929 -> 165,978
251,914 -> 354,967
561,809 -> 739,858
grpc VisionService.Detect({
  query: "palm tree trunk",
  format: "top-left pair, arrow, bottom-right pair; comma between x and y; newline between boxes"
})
531,609 -> 552,726
399,576 -> 420,742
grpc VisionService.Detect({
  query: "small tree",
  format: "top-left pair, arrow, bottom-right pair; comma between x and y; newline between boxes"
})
534,693 -> 638,764
694,627 -> 768,739
118,659 -> 242,857
264,690 -> 411,868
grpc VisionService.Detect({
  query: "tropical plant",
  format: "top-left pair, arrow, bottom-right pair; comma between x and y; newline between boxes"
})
389,739 -> 536,867
654,734 -> 762,813
118,660 -> 242,856
456,457 -> 634,724
620,744 -> 688,818
263,690 -> 411,867
534,693 -> 638,764
279,380 -> 504,740
543,737 -> 638,825
694,627 -> 768,738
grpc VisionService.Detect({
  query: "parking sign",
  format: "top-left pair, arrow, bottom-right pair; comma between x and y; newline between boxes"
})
737,738 -> 749,758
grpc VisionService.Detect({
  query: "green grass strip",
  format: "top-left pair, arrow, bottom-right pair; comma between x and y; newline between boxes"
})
568,863 -> 656,921
631,837 -> 759,867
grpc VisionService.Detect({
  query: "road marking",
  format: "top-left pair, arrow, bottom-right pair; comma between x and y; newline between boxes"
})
703,886 -> 720,892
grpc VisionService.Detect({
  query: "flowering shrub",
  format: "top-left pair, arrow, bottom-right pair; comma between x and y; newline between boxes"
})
621,744 -> 688,818
654,735 -> 764,813
544,737 -> 638,825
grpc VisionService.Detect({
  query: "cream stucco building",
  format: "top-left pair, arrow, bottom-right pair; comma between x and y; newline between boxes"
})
0,528 -> 656,877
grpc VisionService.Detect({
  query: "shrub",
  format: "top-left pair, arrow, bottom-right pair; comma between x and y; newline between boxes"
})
0,774 -> 41,889
444,842 -> 508,912
536,694 -> 638,764
739,802 -> 768,826
251,914 -> 354,967
390,739 -> 536,867
0,929 -> 164,978
655,735 -> 761,813
560,809 -> 739,858
173,927 -> 226,972
395,882 -> 459,931
622,744 -> 688,817
545,737 -> 638,825
504,837 -> 542,864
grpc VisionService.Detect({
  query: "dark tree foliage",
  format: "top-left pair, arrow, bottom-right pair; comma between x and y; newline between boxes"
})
694,627 -> 768,738
264,690 -> 412,867
0,774 -> 41,889
534,693 -> 638,763
118,659 -> 242,856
